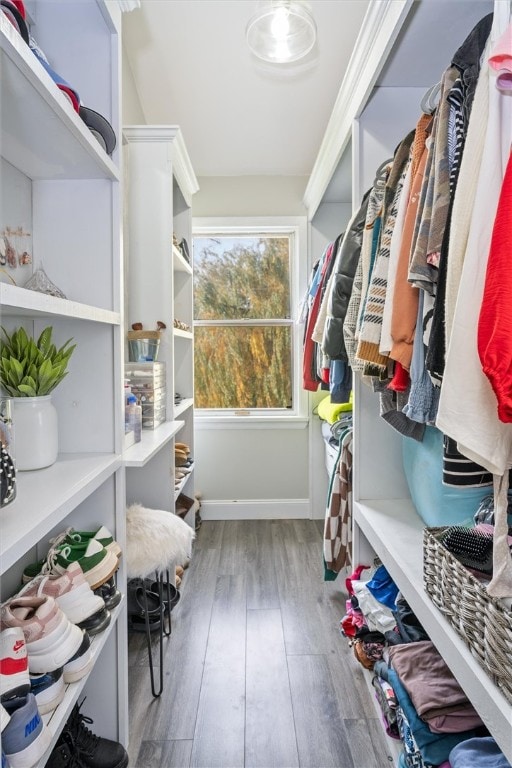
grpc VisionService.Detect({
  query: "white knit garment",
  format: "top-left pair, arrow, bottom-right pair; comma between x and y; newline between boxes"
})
443,36 -> 491,348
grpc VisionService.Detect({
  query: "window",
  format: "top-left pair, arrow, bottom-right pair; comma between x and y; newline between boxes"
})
193,219 -> 306,418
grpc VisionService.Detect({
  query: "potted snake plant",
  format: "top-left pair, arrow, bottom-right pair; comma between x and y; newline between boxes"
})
0,326 -> 76,470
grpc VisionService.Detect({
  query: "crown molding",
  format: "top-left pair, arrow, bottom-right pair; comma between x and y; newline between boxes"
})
123,125 -> 199,206
116,0 -> 140,11
303,0 -> 414,219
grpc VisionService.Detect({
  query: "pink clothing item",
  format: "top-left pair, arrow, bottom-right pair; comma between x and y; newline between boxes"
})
489,23 -> 512,90
438,763 -> 451,768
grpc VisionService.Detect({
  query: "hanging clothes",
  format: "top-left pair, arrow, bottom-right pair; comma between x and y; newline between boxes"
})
323,428 -> 353,579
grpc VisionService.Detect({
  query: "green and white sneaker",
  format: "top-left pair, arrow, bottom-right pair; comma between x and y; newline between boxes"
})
23,541 -> 119,591
22,526 -> 121,584
46,540 -> 119,591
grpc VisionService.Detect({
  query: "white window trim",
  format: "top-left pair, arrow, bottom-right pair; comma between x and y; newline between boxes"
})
193,216 -> 309,425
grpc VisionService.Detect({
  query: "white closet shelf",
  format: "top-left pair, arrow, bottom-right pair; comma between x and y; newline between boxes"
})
172,245 -> 192,274
39,599 -> 125,764
123,420 -> 185,467
0,283 -> 120,324
0,16 -> 119,181
174,397 -> 194,418
173,328 -> 193,340
1,454 -> 121,573
174,467 -> 194,499
354,499 -> 512,763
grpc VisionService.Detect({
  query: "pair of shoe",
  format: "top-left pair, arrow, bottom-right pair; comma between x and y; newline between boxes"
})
127,577 -> 180,633
175,443 -> 193,469
22,526 -> 121,591
47,699 -> 128,768
17,561 -> 110,636
1,692 -> 52,768
0,601 -> 93,700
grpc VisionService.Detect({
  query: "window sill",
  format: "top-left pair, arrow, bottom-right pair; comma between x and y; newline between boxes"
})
195,415 -> 309,430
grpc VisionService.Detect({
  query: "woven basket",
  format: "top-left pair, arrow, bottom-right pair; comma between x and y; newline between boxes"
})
423,526 -> 512,705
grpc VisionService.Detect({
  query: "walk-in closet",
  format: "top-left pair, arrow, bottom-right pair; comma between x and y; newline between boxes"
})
1,1 -> 512,767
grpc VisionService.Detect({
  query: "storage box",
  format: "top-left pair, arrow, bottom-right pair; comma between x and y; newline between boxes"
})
124,361 -> 166,390
423,526 -> 512,704
403,426 -> 490,526
141,403 -> 166,429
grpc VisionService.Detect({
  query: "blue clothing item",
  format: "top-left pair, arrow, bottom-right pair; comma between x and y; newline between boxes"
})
450,737 -> 512,768
365,564 -> 399,610
403,290 -> 440,425
329,360 -> 352,404
397,706 -> 435,768
375,663 -> 480,766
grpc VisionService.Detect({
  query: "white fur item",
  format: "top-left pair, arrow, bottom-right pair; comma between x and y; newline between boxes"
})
126,503 -> 195,579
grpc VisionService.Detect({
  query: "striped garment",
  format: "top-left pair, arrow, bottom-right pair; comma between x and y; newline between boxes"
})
357,133 -> 414,369
323,430 -> 353,576
344,177 -> 386,372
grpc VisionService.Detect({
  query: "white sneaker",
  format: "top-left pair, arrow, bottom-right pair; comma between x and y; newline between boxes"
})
2,693 -> 52,768
18,562 -> 105,625
0,703 -> 10,733
0,627 -> 30,699
0,596 -> 83,674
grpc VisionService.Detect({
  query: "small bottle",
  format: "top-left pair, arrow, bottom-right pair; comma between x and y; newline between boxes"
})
126,394 -> 136,436
132,397 -> 142,443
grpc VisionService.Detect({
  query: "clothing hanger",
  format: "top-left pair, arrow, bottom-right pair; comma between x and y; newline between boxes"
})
374,158 -> 392,185
420,81 -> 442,115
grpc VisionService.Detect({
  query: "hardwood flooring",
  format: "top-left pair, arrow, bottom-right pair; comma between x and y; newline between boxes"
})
127,519 -> 399,768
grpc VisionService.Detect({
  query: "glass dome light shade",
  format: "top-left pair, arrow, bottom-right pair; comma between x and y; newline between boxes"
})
246,1 -> 317,64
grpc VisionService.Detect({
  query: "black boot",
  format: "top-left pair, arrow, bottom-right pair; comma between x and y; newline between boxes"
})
46,734 -> 86,768
61,701 -> 128,768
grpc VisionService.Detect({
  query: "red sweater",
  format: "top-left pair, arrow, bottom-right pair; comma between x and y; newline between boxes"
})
478,150 -> 512,421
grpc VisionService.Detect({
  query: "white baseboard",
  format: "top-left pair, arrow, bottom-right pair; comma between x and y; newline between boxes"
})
200,499 -> 313,520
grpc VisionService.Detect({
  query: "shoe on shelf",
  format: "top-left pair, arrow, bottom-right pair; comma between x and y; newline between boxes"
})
0,595 -> 83,674
28,539 -> 119,592
2,692 -> 52,768
174,442 -> 190,454
46,735 -> 86,768
1,703 -> 10,732
93,577 -> 121,612
61,526 -> 121,558
62,630 -> 93,684
0,627 -> 30,702
60,700 -> 128,768
29,667 -> 65,715
22,527 -> 121,584
18,562 -> 107,631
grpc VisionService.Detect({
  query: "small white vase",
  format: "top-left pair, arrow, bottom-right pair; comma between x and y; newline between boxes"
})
12,395 -> 58,471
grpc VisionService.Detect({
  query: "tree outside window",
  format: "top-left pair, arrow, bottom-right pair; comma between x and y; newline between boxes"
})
193,232 -> 294,411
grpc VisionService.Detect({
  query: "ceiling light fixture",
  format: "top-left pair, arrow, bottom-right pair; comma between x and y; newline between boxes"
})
246,0 -> 317,64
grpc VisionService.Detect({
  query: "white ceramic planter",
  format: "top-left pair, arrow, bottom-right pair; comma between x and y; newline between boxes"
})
12,395 -> 58,471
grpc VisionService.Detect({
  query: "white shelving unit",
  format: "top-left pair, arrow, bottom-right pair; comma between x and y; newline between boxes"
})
306,0 -> 511,762
123,126 -> 198,524
0,0 -> 128,758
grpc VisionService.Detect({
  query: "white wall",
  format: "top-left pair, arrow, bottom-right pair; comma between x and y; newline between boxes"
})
193,177 -> 312,518
194,176 -> 307,217
122,43 -> 145,124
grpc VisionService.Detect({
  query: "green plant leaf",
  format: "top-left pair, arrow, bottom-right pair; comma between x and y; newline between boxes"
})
37,326 -> 52,354
0,325 -> 75,396
18,383 -> 37,396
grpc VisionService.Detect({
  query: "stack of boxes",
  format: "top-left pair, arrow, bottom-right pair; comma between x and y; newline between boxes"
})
124,361 -> 166,429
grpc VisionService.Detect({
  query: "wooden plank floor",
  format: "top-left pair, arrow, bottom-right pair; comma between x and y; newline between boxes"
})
127,519 -> 400,768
